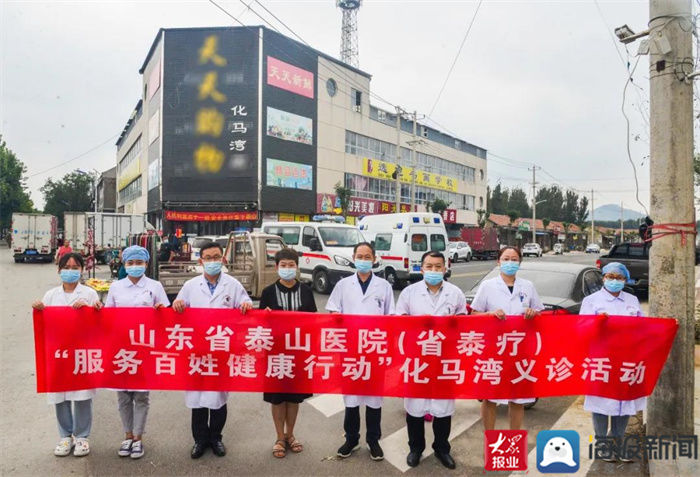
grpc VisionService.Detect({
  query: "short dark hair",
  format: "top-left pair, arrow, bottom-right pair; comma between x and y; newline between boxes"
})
498,246 -> 522,261
199,241 -> 223,255
421,251 -> 445,264
275,247 -> 300,265
353,241 -> 375,257
58,252 -> 84,269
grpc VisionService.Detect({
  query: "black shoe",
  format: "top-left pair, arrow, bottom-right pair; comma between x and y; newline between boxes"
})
336,440 -> 360,458
191,442 -> 207,459
211,440 -> 226,457
407,451 -> 422,467
435,451 -> 456,469
367,441 -> 384,461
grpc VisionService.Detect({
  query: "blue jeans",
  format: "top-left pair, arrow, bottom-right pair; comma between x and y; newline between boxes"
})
592,413 -> 630,457
55,400 -> 92,438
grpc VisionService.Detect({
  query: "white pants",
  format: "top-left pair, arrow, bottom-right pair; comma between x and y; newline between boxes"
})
488,398 -> 536,405
404,398 -> 455,418
343,395 -> 383,409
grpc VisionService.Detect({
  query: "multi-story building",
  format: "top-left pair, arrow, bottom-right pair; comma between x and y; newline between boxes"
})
115,26 -> 488,235
96,166 -> 116,212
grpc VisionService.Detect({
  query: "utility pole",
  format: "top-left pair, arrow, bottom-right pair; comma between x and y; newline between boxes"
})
529,165 -> 540,244
410,111 -> 417,211
590,189 -> 595,245
620,201 -> 624,244
394,106 -> 403,212
647,0 -> 695,437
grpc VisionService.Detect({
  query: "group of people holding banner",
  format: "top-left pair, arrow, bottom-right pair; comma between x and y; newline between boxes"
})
32,239 -> 644,469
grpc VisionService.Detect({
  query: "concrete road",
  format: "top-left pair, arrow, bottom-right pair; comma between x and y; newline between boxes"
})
2,247 -> 640,477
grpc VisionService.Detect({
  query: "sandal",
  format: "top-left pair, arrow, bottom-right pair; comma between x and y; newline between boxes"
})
286,435 -> 303,453
272,439 -> 287,458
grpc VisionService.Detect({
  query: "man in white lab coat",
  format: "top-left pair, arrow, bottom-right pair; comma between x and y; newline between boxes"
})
395,251 -> 465,470
172,241 -> 253,459
326,242 -> 395,461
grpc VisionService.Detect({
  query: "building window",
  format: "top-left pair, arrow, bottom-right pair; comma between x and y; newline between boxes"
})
118,176 -> 142,204
480,169 -> 484,181
479,196 -> 484,208
351,88 -> 362,112
119,135 -> 142,173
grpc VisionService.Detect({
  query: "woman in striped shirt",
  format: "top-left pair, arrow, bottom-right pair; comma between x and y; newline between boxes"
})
258,247 -> 317,458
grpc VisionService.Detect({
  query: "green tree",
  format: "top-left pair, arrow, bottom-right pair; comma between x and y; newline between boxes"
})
542,218 -> 550,229
507,210 -> 519,227
488,183 -> 509,215
507,187 -> 531,218
41,170 -> 96,228
575,195 -> 589,226
0,137 -> 34,232
334,182 -> 352,218
427,198 -> 450,215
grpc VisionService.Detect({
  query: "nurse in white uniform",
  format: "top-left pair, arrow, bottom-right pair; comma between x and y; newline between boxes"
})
104,245 -> 170,460
396,251 -> 466,470
32,252 -> 102,458
469,246 -> 544,431
172,241 -> 253,459
326,242 -> 394,461
580,262 -> 644,463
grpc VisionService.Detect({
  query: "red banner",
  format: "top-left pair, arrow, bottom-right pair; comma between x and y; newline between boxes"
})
165,210 -> 258,222
33,309 -> 676,400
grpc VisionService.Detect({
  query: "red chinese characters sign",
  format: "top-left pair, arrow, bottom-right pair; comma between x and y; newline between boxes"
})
317,193 -> 415,217
442,209 -> 457,224
165,210 -> 258,222
34,309 -> 676,399
267,56 -> 314,99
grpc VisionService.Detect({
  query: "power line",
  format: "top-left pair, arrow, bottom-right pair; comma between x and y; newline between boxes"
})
27,134 -> 119,179
428,0 -> 483,117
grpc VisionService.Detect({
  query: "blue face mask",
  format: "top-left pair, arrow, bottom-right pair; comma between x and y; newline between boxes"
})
203,261 -> 223,276
604,279 -> 625,293
354,259 -> 373,274
278,267 -> 297,281
500,261 -> 520,276
125,265 -> 146,278
423,271 -> 444,286
60,269 -> 81,284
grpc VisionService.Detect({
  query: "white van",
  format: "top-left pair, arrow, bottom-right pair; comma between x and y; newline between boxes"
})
357,212 -> 450,288
261,221 -> 376,294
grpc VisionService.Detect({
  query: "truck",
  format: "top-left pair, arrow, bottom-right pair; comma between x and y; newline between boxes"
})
64,212 -> 148,263
460,227 -> 500,260
155,232 -> 285,300
11,213 -> 58,263
596,242 -> 650,294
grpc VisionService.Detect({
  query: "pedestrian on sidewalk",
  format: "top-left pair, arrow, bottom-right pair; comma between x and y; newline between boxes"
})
326,242 -> 395,462
469,246 -> 544,430
104,245 -> 170,460
258,248 -> 316,459
172,241 -> 253,460
396,251 -> 466,470
580,261 -> 644,464
32,252 -> 102,458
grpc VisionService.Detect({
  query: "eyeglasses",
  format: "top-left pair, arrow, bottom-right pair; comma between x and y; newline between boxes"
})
201,255 -> 223,262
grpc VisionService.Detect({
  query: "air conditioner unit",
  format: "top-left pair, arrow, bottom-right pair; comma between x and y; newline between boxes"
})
421,126 -> 428,138
354,105 -> 362,113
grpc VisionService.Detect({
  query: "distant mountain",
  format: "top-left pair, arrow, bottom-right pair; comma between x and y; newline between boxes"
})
592,204 -> 644,222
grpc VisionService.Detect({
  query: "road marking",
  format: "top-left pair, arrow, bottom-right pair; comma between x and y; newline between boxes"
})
380,400 -> 482,473
307,393 -> 346,417
450,271 -> 489,278
508,396 -> 595,477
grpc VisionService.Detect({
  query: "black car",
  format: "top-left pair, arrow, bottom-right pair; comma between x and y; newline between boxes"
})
465,262 -> 604,314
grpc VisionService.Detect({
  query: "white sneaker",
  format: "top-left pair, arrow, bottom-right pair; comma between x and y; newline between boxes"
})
118,439 -> 133,457
130,440 -> 144,459
54,437 -> 74,457
73,438 -> 90,457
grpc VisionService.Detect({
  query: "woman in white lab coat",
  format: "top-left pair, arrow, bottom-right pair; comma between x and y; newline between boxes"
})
32,252 -> 102,458
395,251 -> 466,470
580,261 -> 644,463
172,241 -> 253,460
326,242 -> 395,462
470,246 -> 544,431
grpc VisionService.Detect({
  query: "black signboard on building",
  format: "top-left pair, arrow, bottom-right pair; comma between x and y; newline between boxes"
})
161,27 -> 259,203
261,29 -> 318,215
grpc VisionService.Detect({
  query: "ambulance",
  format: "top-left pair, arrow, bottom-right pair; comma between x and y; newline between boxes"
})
357,212 -> 451,288
261,219 -> 378,294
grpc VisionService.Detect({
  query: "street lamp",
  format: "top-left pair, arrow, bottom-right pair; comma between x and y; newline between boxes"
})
76,169 -> 98,213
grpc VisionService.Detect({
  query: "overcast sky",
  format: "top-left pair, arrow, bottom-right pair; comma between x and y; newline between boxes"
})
1,0 -> 693,215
